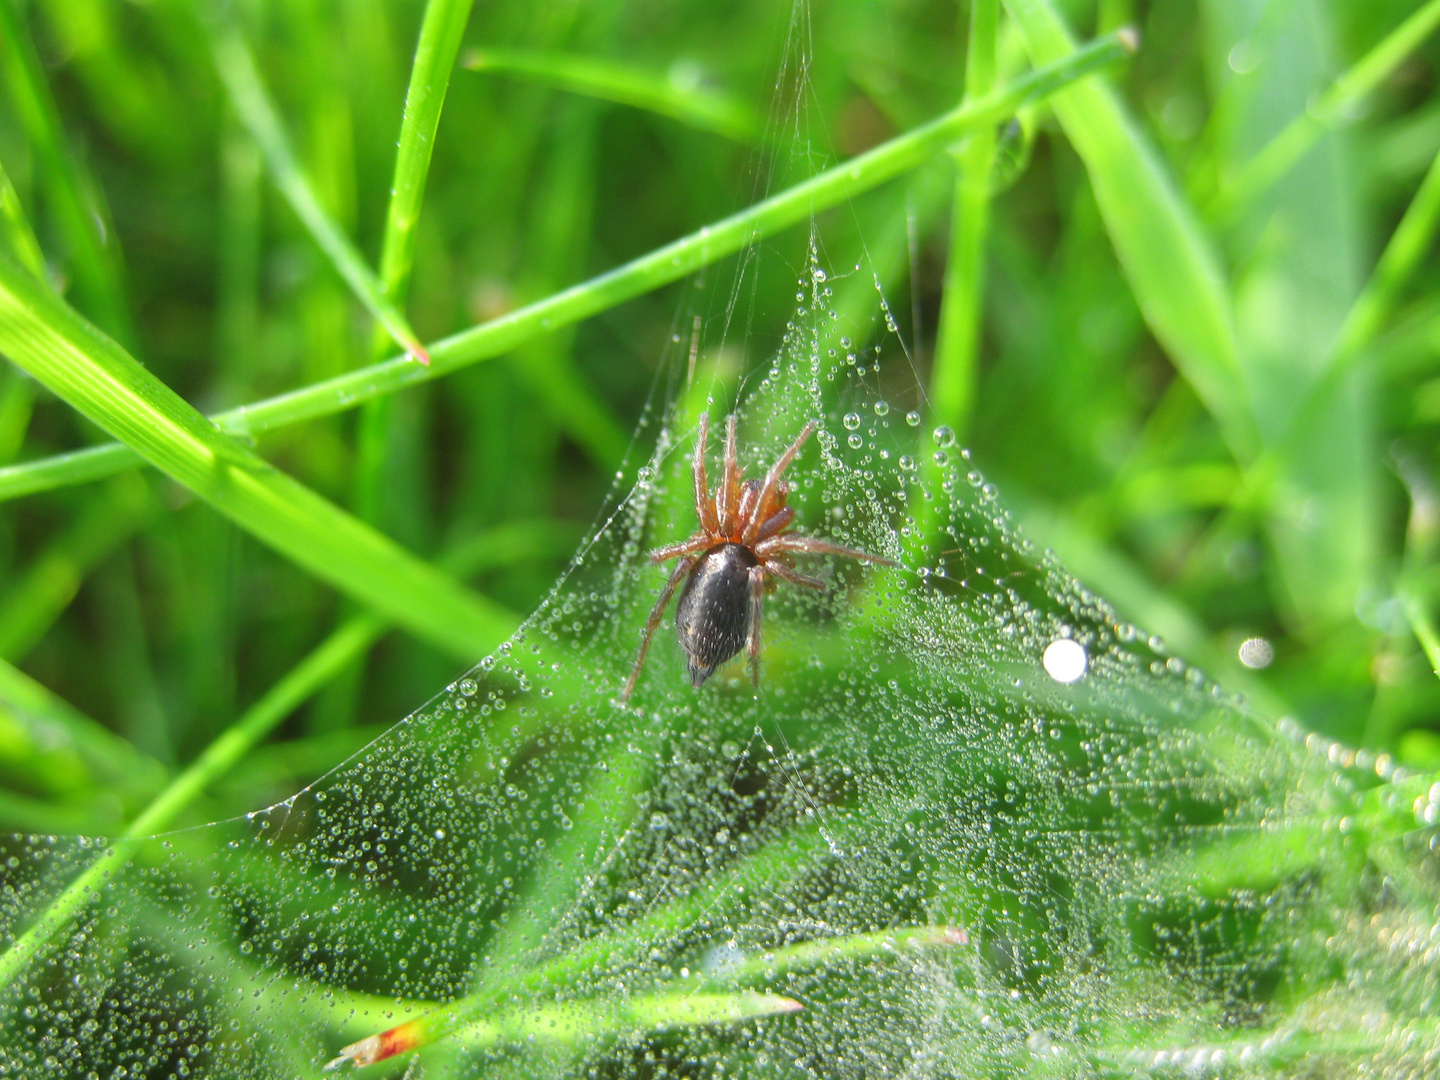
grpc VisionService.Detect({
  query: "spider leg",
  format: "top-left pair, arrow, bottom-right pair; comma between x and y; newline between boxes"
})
754,506 -> 795,542
765,558 -> 825,590
622,556 -> 697,701
746,565 -> 766,688
716,415 -> 740,536
755,534 -> 898,567
740,420 -> 817,545
736,480 -> 759,532
649,534 -> 713,563
693,413 -> 718,534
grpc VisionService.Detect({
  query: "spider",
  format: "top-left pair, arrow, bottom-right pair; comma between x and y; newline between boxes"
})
621,413 -> 895,700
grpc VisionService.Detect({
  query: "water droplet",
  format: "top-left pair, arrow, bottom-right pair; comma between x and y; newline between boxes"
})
812,267 -> 827,282
933,450 -> 948,466
933,425 -> 956,448
847,433 -> 863,449
1043,639 -> 1088,684
905,410 -> 921,427
842,412 -> 862,431
898,455 -> 915,471
637,465 -> 654,483
1238,637 -> 1274,669
874,401 -> 890,417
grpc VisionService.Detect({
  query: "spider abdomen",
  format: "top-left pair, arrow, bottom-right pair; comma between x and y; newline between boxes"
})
675,543 -> 758,688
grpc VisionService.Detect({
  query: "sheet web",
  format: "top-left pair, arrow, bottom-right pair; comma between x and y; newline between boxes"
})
5,26 -> 1440,1080
4,244 -> 1434,1077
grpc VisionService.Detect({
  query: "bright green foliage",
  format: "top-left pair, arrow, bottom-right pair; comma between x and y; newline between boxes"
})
0,0 -> 1439,1075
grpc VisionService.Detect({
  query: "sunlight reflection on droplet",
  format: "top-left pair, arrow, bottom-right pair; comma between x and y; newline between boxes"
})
1238,637 -> 1274,669
1043,638 -> 1087,684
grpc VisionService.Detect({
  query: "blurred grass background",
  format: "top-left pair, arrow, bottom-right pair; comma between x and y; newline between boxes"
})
0,0 -> 1438,841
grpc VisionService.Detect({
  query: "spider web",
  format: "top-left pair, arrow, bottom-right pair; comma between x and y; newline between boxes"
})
2,7 -> 1439,1080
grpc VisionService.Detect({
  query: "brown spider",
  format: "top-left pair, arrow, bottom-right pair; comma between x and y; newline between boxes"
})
621,413 -> 895,700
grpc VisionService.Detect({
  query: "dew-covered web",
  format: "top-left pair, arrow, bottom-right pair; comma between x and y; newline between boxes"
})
5,19 -> 1440,1080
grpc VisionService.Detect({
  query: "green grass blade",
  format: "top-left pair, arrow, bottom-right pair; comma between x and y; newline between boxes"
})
0,477 -> 149,661
0,30 -> 1133,503
1006,1 -> 1249,452
379,0 -> 475,309
914,0 -> 1000,562
1402,592 -> 1440,685
331,991 -> 800,1067
1332,143 -> 1440,372
0,619 -> 381,994
1248,140 -> 1440,473
506,97 -> 629,471
0,441 -> 140,501
464,48 -> 757,142
0,256 -> 513,660
0,518 -> 544,992
351,0 -> 475,538
1213,0 -> 1440,218
0,654 -> 165,805
0,0 -> 133,344
0,365 -> 34,465
331,827 -> 829,1066
930,0 -> 998,439
0,157 -> 46,281
208,16 -> 430,364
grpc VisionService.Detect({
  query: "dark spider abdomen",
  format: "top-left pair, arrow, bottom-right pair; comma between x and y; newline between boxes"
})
675,543 -> 758,688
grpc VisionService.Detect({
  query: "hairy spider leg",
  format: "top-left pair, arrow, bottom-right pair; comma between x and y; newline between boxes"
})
741,420 -> 817,545
649,534 -> 713,563
736,480 -> 759,533
754,505 -> 795,543
693,413 -> 718,535
738,479 -> 792,541
716,415 -> 741,536
765,559 -> 825,590
746,565 -> 766,686
623,555 -> 698,700
755,534 -> 898,566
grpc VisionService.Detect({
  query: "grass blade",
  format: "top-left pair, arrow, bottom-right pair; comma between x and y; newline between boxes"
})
1331,143 -> 1440,375
1239,141 -> 1440,493
329,991 -> 801,1068
1212,0 -> 1440,218
464,48 -> 757,142
0,476 -> 149,661
0,654 -> 165,807
1005,0 -> 1249,452
0,0 -> 133,343
930,0 -> 998,439
0,255 -> 513,660
0,518 -> 549,992
0,30 -> 1134,503
378,0 -> 476,309
914,0 -> 1001,560
351,0 -> 476,536
208,16 -> 430,364
0,441 -> 140,501
0,157 -> 46,281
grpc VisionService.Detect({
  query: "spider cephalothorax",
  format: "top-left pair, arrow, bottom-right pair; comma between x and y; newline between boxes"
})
621,413 -> 894,700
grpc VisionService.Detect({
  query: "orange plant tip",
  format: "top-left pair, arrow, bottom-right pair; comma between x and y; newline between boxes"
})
769,995 -> 805,1014
324,1021 -> 422,1070
409,344 -> 432,366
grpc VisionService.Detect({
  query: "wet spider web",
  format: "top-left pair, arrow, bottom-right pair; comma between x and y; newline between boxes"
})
5,19 -> 1440,1080
2,249 -> 1436,1077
